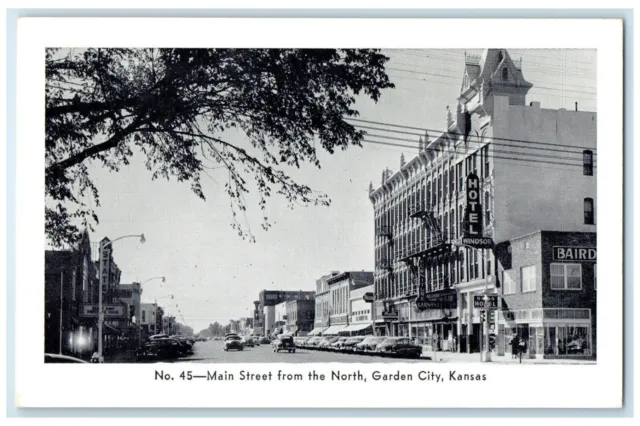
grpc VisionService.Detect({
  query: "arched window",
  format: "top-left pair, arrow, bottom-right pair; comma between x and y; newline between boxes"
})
583,150 -> 594,176
584,198 -> 595,225
501,67 -> 508,80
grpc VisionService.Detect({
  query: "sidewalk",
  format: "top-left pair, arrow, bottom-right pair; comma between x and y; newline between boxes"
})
103,350 -> 136,364
422,350 -> 596,365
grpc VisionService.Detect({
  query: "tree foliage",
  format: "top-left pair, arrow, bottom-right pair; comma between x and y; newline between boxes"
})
45,48 -> 394,247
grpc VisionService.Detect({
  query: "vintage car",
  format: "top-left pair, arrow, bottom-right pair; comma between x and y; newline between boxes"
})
354,336 -> 386,353
329,337 -> 350,351
241,336 -> 255,348
137,338 -> 183,361
45,353 -> 88,363
272,335 -> 296,353
341,336 -> 366,351
224,334 -> 244,351
317,336 -> 340,349
305,336 -> 323,347
375,337 -> 423,358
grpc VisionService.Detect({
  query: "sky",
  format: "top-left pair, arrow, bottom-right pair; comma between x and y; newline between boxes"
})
48,49 -> 597,333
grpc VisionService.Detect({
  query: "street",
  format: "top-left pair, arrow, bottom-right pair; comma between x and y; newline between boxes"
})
170,339 -> 431,364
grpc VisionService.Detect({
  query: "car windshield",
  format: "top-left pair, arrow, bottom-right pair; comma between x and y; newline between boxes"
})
226,335 -> 241,340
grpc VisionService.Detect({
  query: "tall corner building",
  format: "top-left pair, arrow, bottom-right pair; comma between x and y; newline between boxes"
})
369,49 -> 596,358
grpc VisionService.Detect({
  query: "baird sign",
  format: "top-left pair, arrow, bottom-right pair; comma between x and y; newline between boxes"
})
553,246 -> 596,262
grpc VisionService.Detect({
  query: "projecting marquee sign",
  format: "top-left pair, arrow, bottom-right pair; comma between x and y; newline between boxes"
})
464,173 -> 483,238
417,290 -> 457,310
473,295 -> 499,310
80,304 -> 126,319
462,173 -> 494,249
415,261 -> 429,311
553,246 -> 597,262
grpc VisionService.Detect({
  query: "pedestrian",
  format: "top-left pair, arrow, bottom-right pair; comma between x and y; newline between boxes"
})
510,335 -> 519,359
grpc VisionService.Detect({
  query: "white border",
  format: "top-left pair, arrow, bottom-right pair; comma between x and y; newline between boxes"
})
15,18 -> 623,408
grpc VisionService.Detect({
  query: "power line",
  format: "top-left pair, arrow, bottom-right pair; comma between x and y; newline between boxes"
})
385,66 -> 596,95
361,139 -> 593,170
392,49 -> 597,74
383,71 -> 597,101
353,124 -> 597,157
346,117 -> 597,151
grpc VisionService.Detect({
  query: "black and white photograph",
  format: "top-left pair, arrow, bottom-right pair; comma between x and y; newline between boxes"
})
13,16 -> 623,410
43,46 -> 598,365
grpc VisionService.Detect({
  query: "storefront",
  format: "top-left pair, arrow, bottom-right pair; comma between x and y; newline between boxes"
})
499,308 -> 593,359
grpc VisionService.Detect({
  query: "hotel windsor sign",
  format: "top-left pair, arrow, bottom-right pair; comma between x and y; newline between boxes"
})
462,172 -> 494,249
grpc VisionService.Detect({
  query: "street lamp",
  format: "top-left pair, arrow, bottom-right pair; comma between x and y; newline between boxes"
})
98,233 -> 146,363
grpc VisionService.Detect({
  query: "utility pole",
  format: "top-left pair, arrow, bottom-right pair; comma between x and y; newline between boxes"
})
59,270 -> 64,355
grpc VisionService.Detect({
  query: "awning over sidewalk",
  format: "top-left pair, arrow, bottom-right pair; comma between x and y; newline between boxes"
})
308,327 -> 327,336
341,323 -> 373,333
323,325 -> 347,335
103,323 -> 122,336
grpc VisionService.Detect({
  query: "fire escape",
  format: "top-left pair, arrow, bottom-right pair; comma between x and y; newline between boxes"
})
399,201 -> 455,295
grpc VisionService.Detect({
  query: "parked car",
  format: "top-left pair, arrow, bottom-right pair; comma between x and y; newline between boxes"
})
138,338 -> 183,361
375,337 -> 423,358
44,353 -> 88,363
317,336 -> 340,349
148,333 -> 170,340
224,334 -> 244,351
259,336 -> 271,344
567,338 -> 588,354
306,336 -> 323,347
342,336 -> 366,351
329,337 -> 350,351
354,336 -> 386,353
272,335 -> 296,353
242,336 -> 255,347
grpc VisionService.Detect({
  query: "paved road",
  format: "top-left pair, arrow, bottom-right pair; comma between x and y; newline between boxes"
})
175,340 -> 430,363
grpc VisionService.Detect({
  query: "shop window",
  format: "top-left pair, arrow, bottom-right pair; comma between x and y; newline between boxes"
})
584,198 -> 594,225
544,324 -> 590,356
521,265 -> 537,292
550,263 -> 582,290
583,150 -> 593,176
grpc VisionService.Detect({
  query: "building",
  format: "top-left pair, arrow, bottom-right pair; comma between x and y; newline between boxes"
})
252,300 -> 262,334
344,284 -> 375,336
494,231 -> 596,359
139,303 -> 158,337
369,48 -> 596,354
310,272 -> 340,336
44,229 -> 97,360
263,305 -> 276,337
285,299 -> 316,336
273,301 -> 288,335
322,271 -> 374,335
117,282 -> 142,341
257,289 -> 316,336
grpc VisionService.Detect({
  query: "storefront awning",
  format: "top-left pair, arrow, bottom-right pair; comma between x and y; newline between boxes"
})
323,325 -> 347,335
103,323 -> 122,335
341,323 -> 373,333
308,327 -> 327,336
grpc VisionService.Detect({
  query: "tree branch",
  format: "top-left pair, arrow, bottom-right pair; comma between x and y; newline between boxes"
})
46,115 -> 145,174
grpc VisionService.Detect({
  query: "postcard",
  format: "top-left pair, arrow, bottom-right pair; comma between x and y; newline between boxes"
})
14,17 -> 623,409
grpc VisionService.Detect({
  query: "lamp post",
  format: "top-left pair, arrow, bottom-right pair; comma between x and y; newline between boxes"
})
98,233 -> 146,363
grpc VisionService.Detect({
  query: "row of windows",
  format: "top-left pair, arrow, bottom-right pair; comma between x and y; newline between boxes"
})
502,263 -> 596,294
374,146 -> 491,230
374,248 -> 494,299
